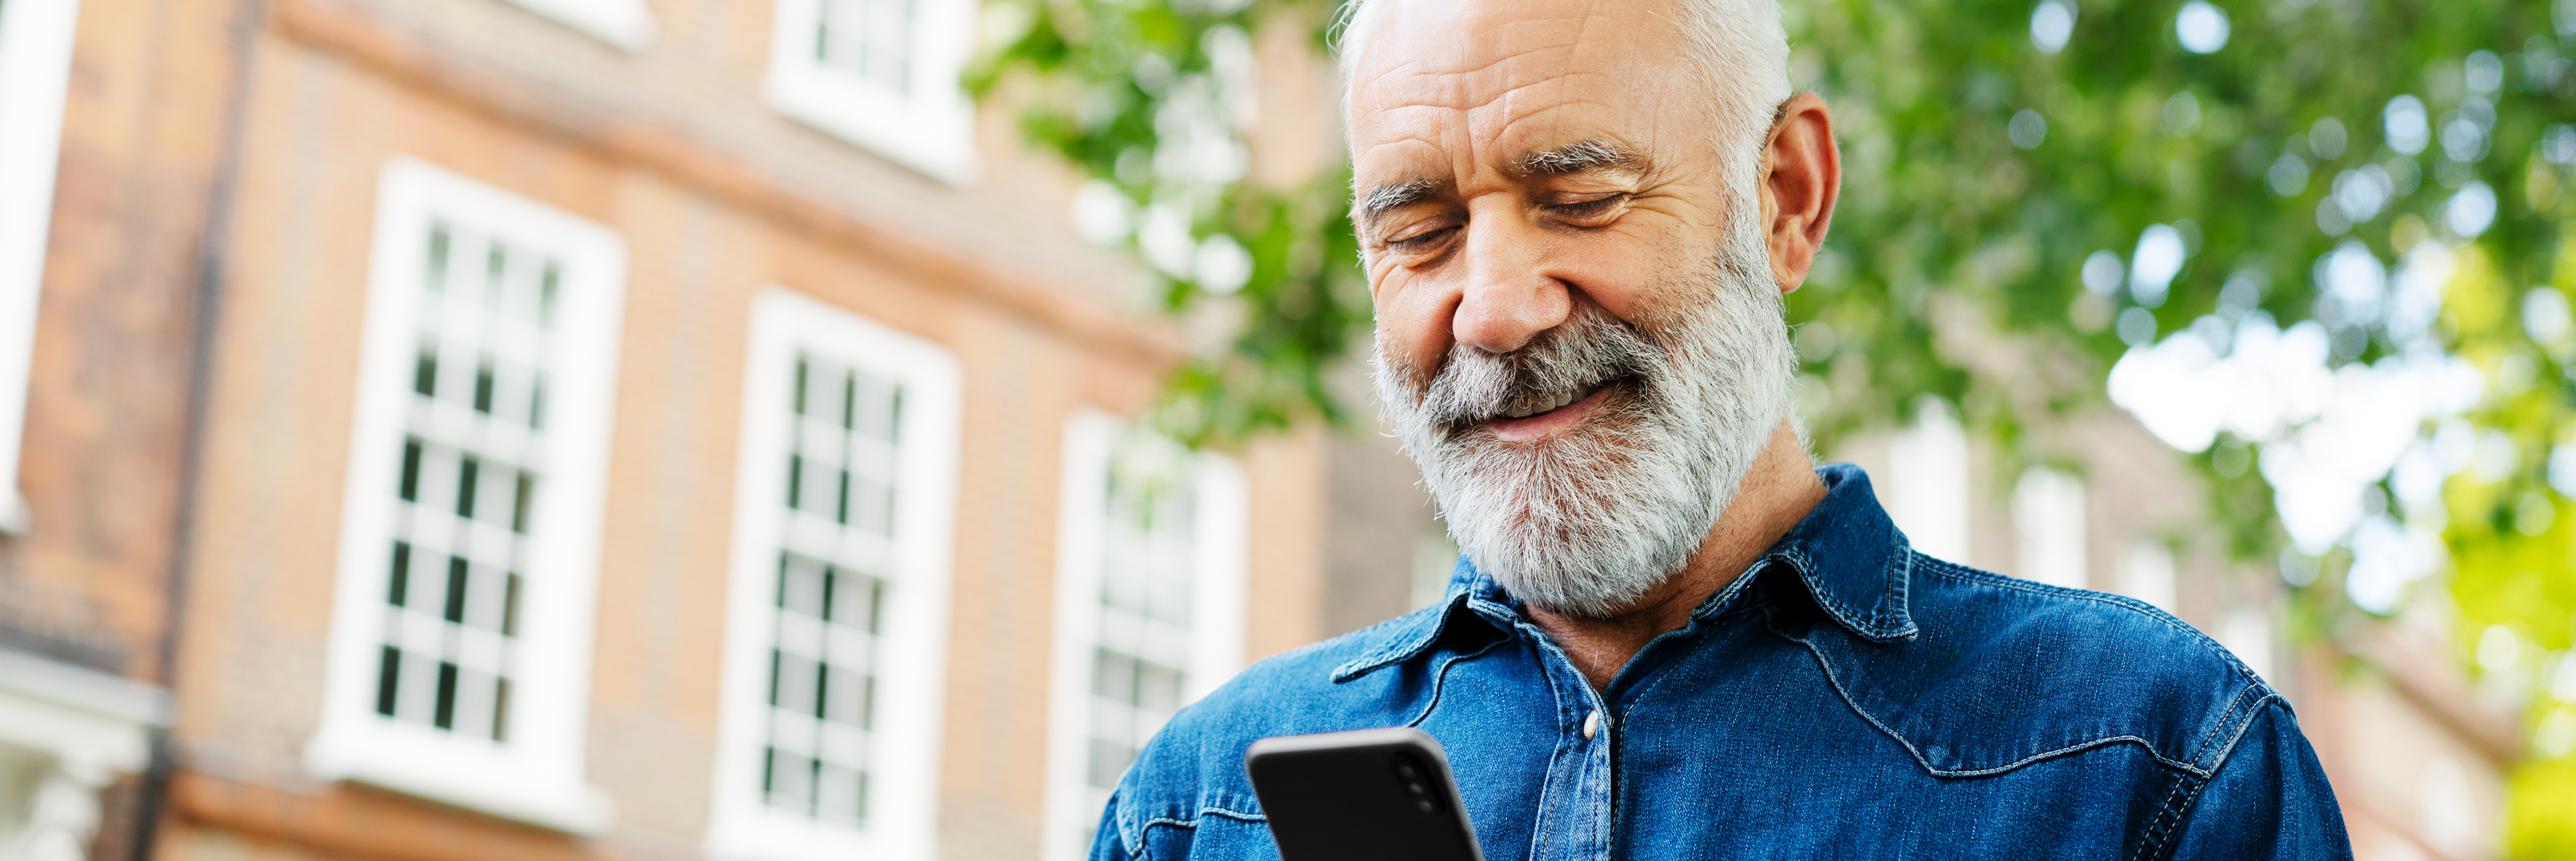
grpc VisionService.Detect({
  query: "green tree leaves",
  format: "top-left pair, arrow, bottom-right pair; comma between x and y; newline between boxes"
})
975,3 -> 2576,847
974,0 -> 1365,446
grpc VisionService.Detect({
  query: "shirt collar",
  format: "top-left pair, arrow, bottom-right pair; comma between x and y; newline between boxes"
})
1763,463 -> 1919,641
1332,463 -> 1916,683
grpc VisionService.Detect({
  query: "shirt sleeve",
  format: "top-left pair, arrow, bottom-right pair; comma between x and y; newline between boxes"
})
2165,698 -> 2354,860
1087,790 -> 1130,861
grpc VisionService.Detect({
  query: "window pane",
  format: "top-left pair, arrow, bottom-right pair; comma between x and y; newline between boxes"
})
371,220 -> 554,745
813,0 -> 916,93
758,351 -> 904,824
1079,432 -> 1207,801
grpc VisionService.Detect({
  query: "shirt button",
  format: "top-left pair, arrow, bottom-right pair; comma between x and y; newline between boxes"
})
1582,710 -> 1601,739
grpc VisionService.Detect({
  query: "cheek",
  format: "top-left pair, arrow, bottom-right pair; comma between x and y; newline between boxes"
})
1554,227 -> 1689,322
1372,269 -> 1455,380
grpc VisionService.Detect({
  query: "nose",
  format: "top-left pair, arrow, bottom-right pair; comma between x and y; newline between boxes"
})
1451,213 -> 1569,354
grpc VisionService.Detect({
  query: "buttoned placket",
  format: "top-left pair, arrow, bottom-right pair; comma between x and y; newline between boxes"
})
1480,602 -> 1620,861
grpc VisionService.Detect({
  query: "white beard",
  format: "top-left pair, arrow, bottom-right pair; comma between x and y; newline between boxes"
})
1373,222 -> 1795,618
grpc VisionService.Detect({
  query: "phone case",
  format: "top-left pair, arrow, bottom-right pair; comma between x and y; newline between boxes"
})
1244,727 -> 1486,861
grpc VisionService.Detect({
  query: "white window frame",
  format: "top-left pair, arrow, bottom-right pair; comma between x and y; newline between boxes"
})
705,287 -> 961,861
502,0 -> 655,49
1039,411 -> 1249,861
0,0 -> 85,534
307,157 -> 625,833
763,0 -> 980,184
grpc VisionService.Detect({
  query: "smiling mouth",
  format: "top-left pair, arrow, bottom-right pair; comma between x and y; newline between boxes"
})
1496,381 -> 1611,420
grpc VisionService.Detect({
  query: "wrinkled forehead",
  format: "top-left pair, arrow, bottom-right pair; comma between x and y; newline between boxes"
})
1343,0 -> 1699,185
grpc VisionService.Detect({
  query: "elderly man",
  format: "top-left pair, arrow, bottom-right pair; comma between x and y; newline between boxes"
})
1091,0 -> 2351,857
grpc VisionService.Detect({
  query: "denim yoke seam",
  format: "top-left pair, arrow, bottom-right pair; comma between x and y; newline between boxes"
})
1131,807 -> 1268,861
1914,559 -> 2270,689
1910,559 -> 2282,770
2129,767 -> 2213,861
1769,605 -> 2216,779
2189,686 -> 2280,774
2135,694 -> 2272,861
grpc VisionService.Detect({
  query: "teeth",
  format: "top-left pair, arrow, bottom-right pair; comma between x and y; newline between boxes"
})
1500,387 -> 1588,420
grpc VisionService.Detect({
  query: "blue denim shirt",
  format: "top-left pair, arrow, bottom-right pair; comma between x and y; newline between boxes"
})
1091,464 -> 2352,860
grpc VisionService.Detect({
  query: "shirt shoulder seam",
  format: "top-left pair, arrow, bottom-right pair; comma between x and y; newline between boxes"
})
2186,685 -> 2278,771
1775,605 -> 2226,779
2144,698 -> 2293,859
2129,768 -> 2209,861
1913,556 -> 2274,693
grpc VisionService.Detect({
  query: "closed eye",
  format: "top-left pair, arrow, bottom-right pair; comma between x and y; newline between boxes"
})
1388,224 -> 1460,254
1546,194 -> 1627,222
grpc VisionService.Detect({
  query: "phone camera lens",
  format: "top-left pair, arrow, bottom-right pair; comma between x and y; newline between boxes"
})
1395,763 -> 1420,780
1415,799 -> 1436,814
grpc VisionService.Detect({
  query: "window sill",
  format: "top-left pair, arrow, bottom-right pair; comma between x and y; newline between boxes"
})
306,722 -> 614,834
503,0 -> 655,50
706,803 -> 892,861
0,649 -> 159,774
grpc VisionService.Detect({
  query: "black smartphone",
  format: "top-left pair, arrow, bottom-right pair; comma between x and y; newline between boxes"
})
1243,727 -> 1485,861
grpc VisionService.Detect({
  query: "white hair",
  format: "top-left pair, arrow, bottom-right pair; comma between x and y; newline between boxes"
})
1335,0 -> 1794,189
1371,206 -> 1794,617
1345,0 -> 1801,615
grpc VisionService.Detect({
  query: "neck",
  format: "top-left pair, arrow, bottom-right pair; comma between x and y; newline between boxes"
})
1525,419 -> 1827,692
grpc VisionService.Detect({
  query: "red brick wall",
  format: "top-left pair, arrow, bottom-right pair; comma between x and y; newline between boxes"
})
3,0 -> 245,682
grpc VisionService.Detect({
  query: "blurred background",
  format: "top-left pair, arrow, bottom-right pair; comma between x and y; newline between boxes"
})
0,0 -> 2569,859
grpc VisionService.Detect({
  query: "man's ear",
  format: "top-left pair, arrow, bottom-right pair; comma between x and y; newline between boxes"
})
1758,94 -> 1841,294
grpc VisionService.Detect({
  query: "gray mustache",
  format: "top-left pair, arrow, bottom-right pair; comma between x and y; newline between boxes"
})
1414,307 -> 1664,428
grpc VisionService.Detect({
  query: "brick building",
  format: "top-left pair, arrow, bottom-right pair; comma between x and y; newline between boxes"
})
0,0 -> 2524,860
0,0 -> 1342,858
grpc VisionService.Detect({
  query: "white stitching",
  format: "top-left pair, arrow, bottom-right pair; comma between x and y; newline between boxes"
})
1911,555 -> 2282,776
1885,542 -> 1918,637
1140,806 -> 1268,828
2151,758 -> 2221,860
1133,805 -> 1272,860
1780,543 -> 1920,641
1776,607 -> 2215,779
2184,686 -> 2271,769
2128,772 -> 2198,861
1912,557 -> 2268,689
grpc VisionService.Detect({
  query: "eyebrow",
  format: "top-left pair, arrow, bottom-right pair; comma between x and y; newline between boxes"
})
1352,140 -> 1648,229
1511,138 -> 1649,177
1356,178 -> 1449,226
